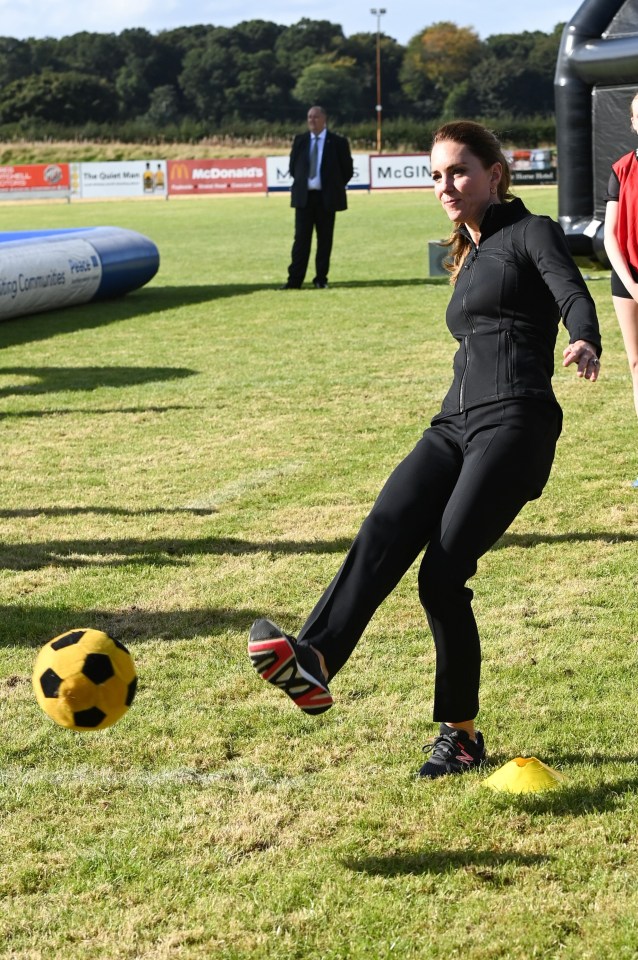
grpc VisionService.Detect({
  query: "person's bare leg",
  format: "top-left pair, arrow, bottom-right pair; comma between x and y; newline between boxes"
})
443,720 -> 476,742
309,646 -> 328,682
613,295 -> 638,419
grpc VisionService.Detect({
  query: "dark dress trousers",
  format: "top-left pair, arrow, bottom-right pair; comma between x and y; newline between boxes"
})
287,130 -> 354,286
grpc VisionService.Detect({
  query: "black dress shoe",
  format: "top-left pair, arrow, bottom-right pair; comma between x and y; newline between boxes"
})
312,280 -> 328,289
280,282 -> 301,289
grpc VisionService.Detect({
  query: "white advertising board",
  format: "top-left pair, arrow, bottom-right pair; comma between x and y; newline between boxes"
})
71,161 -> 167,199
266,153 -> 370,191
266,156 -> 291,192
370,154 -> 434,189
349,154 -> 371,190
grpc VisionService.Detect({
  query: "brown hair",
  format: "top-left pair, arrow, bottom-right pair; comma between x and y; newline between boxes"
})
432,121 -> 514,283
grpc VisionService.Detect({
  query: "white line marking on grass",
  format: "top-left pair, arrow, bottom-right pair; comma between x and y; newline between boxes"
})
1,765 -> 290,789
184,462 -> 305,511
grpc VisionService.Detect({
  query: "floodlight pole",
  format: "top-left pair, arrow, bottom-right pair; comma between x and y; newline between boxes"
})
371,7 -> 386,153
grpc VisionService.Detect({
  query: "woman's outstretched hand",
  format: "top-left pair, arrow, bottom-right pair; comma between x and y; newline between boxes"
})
562,340 -> 601,381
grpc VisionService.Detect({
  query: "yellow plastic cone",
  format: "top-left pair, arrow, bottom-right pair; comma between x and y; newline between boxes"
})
482,756 -> 567,794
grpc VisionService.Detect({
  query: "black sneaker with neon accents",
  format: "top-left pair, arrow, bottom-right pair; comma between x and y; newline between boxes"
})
418,724 -> 485,779
247,618 -> 333,715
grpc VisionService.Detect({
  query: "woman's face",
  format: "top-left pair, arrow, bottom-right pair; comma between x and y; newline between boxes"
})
631,98 -> 638,134
430,139 -> 502,232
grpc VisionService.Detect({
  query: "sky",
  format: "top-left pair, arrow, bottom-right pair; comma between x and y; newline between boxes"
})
0,0 -> 582,44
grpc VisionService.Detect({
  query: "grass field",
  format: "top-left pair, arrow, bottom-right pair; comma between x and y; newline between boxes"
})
1,186 -> 638,959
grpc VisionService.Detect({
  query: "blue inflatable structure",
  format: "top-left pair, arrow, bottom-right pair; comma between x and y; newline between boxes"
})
0,226 -> 159,320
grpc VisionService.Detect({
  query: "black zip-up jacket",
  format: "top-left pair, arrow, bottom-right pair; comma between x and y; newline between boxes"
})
433,198 -> 602,421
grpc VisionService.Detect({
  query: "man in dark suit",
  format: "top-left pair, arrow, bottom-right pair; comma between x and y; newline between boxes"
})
282,105 -> 354,289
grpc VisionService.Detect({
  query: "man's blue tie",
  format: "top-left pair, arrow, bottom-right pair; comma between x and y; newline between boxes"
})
309,136 -> 319,179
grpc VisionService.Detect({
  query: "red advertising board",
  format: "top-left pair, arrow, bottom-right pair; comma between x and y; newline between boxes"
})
0,163 -> 70,193
168,158 -> 267,195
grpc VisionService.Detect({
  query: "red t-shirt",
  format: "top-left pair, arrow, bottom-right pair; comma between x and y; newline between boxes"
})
609,149 -> 638,271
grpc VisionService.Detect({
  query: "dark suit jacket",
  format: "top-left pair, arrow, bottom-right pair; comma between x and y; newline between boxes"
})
289,130 -> 354,211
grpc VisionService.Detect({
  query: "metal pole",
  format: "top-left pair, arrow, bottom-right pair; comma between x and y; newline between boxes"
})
371,8 -> 386,153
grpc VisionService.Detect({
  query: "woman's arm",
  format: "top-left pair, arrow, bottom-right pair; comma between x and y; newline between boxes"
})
521,215 -> 602,355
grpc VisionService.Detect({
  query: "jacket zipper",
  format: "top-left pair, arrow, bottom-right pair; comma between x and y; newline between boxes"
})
505,330 -> 513,383
459,248 -> 478,412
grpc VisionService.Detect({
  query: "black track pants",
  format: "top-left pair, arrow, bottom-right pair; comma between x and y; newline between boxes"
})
297,399 -> 562,720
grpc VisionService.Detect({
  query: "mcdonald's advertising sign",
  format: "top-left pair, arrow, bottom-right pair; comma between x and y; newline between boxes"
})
167,158 -> 267,195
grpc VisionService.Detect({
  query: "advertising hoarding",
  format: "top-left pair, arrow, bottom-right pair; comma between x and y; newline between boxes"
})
265,154 -> 370,192
370,155 -> 434,189
71,161 -> 167,199
511,169 -> 558,184
0,163 -> 70,198
168,158 -> 267,194
1,151 -> 558,206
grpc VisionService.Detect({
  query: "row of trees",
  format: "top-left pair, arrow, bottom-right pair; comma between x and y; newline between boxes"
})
0,19 -> 564,143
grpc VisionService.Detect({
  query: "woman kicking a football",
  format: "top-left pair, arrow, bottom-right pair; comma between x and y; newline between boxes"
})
248,120 -> 602,779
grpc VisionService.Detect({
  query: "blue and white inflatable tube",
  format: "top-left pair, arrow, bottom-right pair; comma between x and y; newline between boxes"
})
0,227 -> 159,321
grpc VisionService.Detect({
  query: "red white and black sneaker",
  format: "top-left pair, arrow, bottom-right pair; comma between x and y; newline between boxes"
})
247,618 -> 333,715
418,724 -> 485,779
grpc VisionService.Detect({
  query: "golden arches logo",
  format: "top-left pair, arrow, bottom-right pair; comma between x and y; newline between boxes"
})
170,162 -> 190,182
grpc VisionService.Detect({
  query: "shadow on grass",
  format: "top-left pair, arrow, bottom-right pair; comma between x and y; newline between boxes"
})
0,286 -> 233,351
1,601 -> 297,648
269,279 -> 444,292
0,535 -> 352,571
0,505 -> 217,518
1,405 -> 194,419
344,848 -> 550,876
0,285 -> 253,352
2,527 -> 634,570
345,772 -> 638,875
480,774 -> 638,817
0,364 -> 195,397
329,278 -> 445,289
496,531 -> 638,548
0,280 -> 439,350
